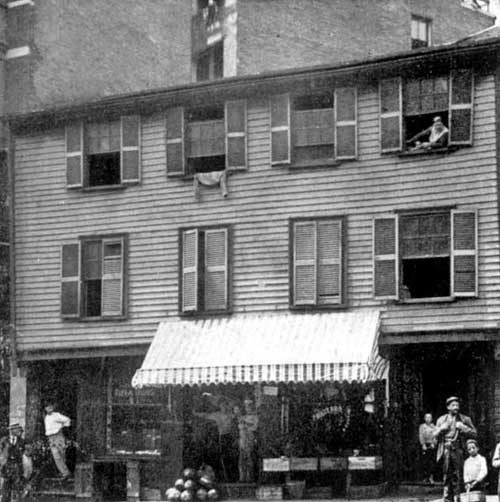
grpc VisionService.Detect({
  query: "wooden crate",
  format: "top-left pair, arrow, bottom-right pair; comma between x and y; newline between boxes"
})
262,457 -> 290,472
256,485 -> 283,500
290,457 -> 317,471
347,456 -> 383,471
319,456 -> 347,471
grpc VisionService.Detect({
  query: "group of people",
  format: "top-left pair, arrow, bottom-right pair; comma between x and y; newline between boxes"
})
0,402 -> 71,502
194,396 -> 258,483
419,396 -> 499,502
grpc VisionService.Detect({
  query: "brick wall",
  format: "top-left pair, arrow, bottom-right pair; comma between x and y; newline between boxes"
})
236,0 -> 494,76
6,0 -> 192,114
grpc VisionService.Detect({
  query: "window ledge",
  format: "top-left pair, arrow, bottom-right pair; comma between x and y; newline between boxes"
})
397,146 -> 459,158
397,296 -> 454,304
289,159 -> 341,170
179,310 -> 232,317
79,184 -> 129,193
63,315 -> 127,322
289,303 -> 347,311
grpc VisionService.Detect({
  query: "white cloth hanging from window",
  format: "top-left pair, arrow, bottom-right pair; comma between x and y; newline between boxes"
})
194,170 -> 228,198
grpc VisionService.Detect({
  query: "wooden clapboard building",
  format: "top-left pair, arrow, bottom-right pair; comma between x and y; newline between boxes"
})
7,27 -> 500,499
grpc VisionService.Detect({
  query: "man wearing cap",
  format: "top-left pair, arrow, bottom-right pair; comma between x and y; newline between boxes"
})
0,423 -> 25,502
435,397 -> 477,502
407,116 -> 449,151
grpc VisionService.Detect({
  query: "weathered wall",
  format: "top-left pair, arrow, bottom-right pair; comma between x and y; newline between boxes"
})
236,0 -> 493,75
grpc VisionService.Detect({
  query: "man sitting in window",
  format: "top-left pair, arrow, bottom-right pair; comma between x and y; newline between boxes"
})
407,116 -> 449,151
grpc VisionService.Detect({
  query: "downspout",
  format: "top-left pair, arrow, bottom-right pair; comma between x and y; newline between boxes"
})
7,123 -> 16,377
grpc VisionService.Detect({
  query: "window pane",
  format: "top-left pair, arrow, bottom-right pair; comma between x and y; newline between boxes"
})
271,95 -> 289,127
83,241 -> 102,279
61,282 -> 79,317
411,19 -> 418,39
336,125 -> 356,158
84,279 -> 102,317
450,109 -> 472,143
381,79 -> 400,113
452,71 -> 472,104
271,130 -> 289,162
336,88 -> 355,122
381,116 -> 400,151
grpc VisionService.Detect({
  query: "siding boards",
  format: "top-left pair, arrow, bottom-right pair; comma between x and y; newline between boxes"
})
13,74 -> 500,353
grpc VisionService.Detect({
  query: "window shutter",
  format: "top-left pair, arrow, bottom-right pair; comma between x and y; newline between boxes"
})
225,100 -> 247,170
181,229 -> 198,312
121,115 -> 141,184
204,228 -> 228,311
379,78 -> 402,153
66,123 -> 84,188
373,216 -> 399,299
101,239 -> 124,316
270,94 -> 290,165
449,70 -> 473,145
166,107 -> 185,176
335,87 -> 357,160
61,243 -> 80,318
451,209 -> 477,297
293,221 -> 316,305
317,220 -> 342,305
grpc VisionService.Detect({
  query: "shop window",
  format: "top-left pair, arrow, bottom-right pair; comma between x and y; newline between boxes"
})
379,70 -> 473,153
270,87 -> 357,167
107,372 -> 164,455
166,100 -> 246,176
290,217 -> 345,308
373,209 -> 477,301
196,42 -> 223,82
179,226 -> 230,313
65,116 -> 141,189
60,235 -> 127,319
411,16 -> 431,49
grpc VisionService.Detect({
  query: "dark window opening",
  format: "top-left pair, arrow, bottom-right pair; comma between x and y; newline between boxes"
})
402,257 -> 450,298
88,152 -> 121,187
186,104 -> 225,174
196,43 -> 223,82
84,279 -> 102,317
411,16 -> 431,49
292,91 -> 334,164
405,111 -> 449,149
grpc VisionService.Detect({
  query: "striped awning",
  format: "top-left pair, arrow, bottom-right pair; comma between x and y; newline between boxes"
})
132,311 -> 387,388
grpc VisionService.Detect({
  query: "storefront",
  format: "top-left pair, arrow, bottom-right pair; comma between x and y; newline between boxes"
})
131,311 -> 389,498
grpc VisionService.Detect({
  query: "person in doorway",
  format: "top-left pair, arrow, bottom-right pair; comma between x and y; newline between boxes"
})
0,423 -> 25,502
434,396 -> 477,502
463,439 -> 487,492
236,399 -> 258,483
419,413 -> 437,484
406,115 -> 449,151
44,401 -> 71,479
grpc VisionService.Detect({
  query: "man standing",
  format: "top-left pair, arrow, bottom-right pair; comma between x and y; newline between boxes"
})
44,402 -> 71,479
0,423 -> 25,502
434,397 -> 477,502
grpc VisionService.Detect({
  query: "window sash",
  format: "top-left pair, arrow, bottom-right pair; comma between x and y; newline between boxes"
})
225,100 -> 247,170
61,243 -> 81,318
270,94 -> 291,165
335,87 -> 357,160
166,107 -> 186,176
379,78 -> 403,153
66,123 -> 84,188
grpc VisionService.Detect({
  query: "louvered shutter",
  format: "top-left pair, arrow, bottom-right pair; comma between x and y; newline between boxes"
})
204,228 -> 228,311
373,216 -> 399,299
335,87 -> 357,160
451,209 -> 477,297
121,115 -> 141,184
181,229 -> 198,312
317,220 -> 342,305
101,239 -> 124,316
270,94 -> 290,165
166,107 -> 185,176
293,221 -> 316,305
225,100 -> 247,170
66,123 -> 84,188
61,243 -> 80,318
449,70 -> 473,145
379,78 -> 402,153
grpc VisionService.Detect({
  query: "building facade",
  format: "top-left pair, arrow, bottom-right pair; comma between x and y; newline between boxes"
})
8,30 -> 500,496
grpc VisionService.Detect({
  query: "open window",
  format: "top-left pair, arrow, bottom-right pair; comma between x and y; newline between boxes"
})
373,209 -> 477,301
411,15 -> 431,49
166,100 -> 246,176
61,235 -> 127,319
196,42 -> 223,82
379,70 -> 473,154
65,116 -> 140,189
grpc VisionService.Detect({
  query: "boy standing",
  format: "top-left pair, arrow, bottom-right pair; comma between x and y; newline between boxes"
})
44,402 -> 71,479
463,439 -> 487,492
419,413 -> 437,483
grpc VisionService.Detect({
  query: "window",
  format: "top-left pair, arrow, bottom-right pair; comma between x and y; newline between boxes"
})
196,42 -> 223,81
107,366 -> 164,455
379,70 -> 473,153
65,116 -> 140,188
270,87 -> 357,166
61,235 -> 126,319
373,210 -> 477,301
290,217 -> 345,307
179,226 -> 229,313
166,100 -> 246,176
411,16 -> 431,49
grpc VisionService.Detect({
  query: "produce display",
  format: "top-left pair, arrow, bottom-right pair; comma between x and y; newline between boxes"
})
166,466 -> 219,502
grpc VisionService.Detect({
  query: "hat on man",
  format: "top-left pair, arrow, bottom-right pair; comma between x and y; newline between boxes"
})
466,439 -> 478,448
446,396 -> 460,406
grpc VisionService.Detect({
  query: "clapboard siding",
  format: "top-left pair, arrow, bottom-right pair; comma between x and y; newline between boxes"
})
12,72 -> 500,354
